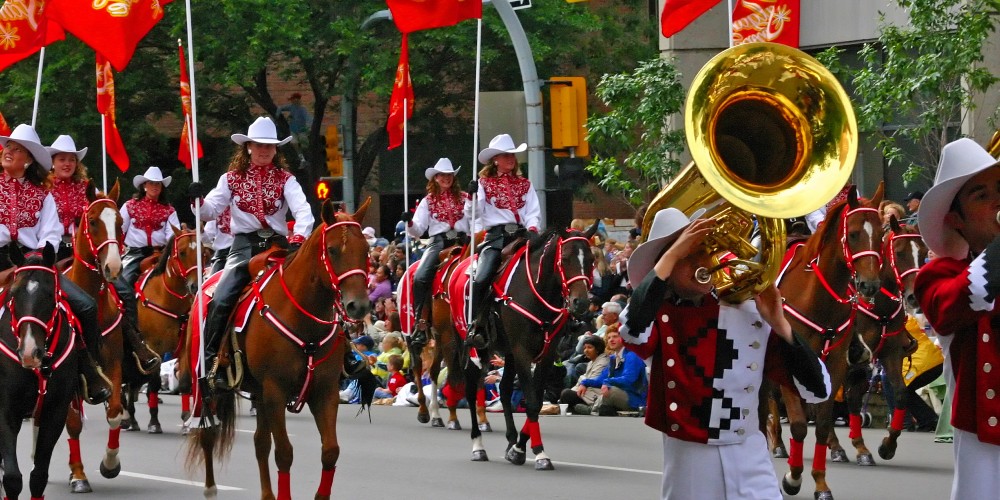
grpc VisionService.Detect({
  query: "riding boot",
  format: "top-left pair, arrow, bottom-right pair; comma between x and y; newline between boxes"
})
465,278 -> 493,350
120,288 -> 161,374
78,351 -> 113,405
202,261 -> 250,392
343,349 -> 366,377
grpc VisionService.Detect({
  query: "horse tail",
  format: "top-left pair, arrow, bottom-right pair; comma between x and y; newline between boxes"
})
184,391 -> 237,470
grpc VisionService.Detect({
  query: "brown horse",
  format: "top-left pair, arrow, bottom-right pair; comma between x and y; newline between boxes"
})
62,182 -> 127,494
402,244 -> 493,431
123,227 -> 208,434
187,199 -> 372,500
828,215 -> 926,466
770,184 -> 884,500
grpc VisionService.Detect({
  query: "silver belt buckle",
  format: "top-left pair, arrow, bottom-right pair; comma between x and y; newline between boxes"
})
61,234 -> 73,245
503,224 -> 519,234
445,230 -> 459,240
256,229 -> 275,239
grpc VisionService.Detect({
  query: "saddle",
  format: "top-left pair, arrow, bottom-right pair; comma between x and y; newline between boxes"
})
138,251 -> 163,274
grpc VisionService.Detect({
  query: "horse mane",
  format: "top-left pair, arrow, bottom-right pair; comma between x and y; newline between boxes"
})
802,200 -> 849,259
149,233 -> 177,277
529,228 -> 562,254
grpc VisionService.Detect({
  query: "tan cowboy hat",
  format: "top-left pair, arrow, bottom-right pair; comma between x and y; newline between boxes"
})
231,116 -> 292,146
133,166 -> 172,189
477,133 -> 527,165
918,138 -> 1000,259
425,157 -> 461,180
627,207 -> 706,288
0,124 -> 53,171
46,135 -> 88,161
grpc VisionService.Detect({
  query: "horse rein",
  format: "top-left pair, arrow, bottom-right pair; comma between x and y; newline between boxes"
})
73,198 -> 125,274
883,230 -> 923,295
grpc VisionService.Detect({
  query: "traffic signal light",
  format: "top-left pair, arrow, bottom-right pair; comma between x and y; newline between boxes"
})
554,157 -> 586,190
315,177 -> 344,202
325,125 -> 343,177
548,76 -> 589,158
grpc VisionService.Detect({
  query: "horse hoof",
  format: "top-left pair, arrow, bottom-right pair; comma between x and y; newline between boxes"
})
471,450 -> 489,462
877,444 -> 896,461
148,423 -> 163,434
505,447 -> 526,466
772,446 -> 788,459
70,477 -> 92,493
782,473 -> 802,496
447,421 -> 462,431
430,417 -> 445,428
181,410 -> 191,422
856,453 -> 876,466
479,422 -> 492,432
417,412 -> 430,424
535,458 -> 555,471
815,491 -> 834,500
100,461 -> 122,479
124,421 -> 140,432
830,448 -> 848,463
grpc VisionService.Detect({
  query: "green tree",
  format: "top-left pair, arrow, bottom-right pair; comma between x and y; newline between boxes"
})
819,0 -> 1000,185
584,57 -> 686,206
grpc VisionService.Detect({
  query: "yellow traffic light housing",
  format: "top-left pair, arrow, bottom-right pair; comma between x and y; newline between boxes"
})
316,176 -> 344,203
549,76 -> 589,158
325,125 -> 344,177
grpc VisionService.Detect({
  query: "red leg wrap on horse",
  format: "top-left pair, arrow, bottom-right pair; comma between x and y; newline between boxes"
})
277,471 -> 291,500
890,408 -> 906,431
849,414 -> 863,439
148,391 -> 159,409
31,497 -> 44,500
316,467 -> 335,497
68,438 -> 81,464
442,383 -> 462,408
788,438 -> 804,468
182,395 -> 191,412
525,420 -> 542,450
813,443 -> 828,471
476,388 -> 486,406
109,427 -> 121,450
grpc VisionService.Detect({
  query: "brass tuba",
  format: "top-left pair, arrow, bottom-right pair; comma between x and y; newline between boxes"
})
642,42 -> 858,303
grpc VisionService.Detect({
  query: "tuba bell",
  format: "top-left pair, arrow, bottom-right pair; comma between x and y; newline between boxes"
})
642,42 -> 858,303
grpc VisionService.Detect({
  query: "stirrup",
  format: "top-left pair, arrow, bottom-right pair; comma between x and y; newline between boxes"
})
79,374 -> 112,405
464,323 -> 488,350
206,355 -> 231,392
410,321 -> 429,348
133,343 -> 162,375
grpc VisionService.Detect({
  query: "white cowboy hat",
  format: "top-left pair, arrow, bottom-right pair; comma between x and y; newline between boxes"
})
231,116 -> 293,146
627,207 -> 706,288
46,134 -> 88,161
918,138 -> 1000,259
477,133 -> 527,165
0,124 -> 53,171
362,226 -> 377,247
425,158 -> 461,180
133,166 -> 173,189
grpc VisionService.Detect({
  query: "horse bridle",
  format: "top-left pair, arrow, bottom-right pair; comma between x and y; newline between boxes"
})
5,265 -> 76,368
883,229 -> 923,294
160,231 -> 200,300
73,198 -> 125,273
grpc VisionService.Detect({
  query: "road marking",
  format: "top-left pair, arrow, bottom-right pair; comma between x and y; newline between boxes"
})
551,461 -> 662,475
117,471 -> 244,491
175,424 -> 295,437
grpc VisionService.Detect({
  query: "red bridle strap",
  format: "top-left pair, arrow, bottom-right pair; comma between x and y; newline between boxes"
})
73,199 -> 124,273
884,231 -> 923,293
840,206 -> 883,276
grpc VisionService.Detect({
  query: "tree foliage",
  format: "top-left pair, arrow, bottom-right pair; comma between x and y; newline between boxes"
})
818,0 -> 1000,185
584,57 -> 686,206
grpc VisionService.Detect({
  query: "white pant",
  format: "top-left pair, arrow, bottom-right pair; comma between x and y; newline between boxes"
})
952,428 -> 1000,500
661,431 -> 781,500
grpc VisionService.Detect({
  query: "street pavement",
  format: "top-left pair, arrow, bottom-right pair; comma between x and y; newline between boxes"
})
11,394 -> 954,499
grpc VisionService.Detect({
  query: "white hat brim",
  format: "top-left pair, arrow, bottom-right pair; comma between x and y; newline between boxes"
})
477,143 -> 528,164
231,133 -> 293,146
425,165 -> 461,180
46,146 -> 88,161
626,208 -> 705,288
133,175 -> 173,189
0,136 -> 53,171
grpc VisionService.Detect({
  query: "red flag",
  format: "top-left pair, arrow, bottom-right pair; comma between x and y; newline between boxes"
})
96,55 -> 129,172
0,109 -> 10,151
0,0 -> 66,71
661,0 -> 723,39
386,34 -> 413,151
385,0 -> 482,34
731,0 -> 800,47
47,0 -> 172,71
177,43 -> 201,170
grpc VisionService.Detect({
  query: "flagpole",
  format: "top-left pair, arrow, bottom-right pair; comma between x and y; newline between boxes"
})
100,114 -> 108,192
31,47 -> 45,128
728,0 -> 735,48
465,17 -> 483,342
184,0 -> 207,387
403,96 -> 409,265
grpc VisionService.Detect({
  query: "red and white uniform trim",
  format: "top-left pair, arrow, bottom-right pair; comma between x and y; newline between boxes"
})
0,175 -> 60,250
50,178 -> 88,236
198,163 -> 313,241
121,197 -> 180,248
470,173 -> 540,230
203,207 -> 234,251
407,192 -> 470,238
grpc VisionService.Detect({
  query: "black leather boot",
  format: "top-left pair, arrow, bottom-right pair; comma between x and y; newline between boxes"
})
343,349 -> 366,377
202,310 -> 232,392
79,352 -> 112,404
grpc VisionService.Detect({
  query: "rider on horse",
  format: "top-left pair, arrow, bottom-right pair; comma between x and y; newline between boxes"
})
203,207 -> 233,274
46,135 -> 91,261
465,134 -> 540,350
401,158 -> 470,348
113,166 -> 178,373
0,124 -> 113,404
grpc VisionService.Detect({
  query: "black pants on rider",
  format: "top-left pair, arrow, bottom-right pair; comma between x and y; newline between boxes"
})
113,247 -> 161,373
202,233 -> 257,379
209,247 -> 230,275
411,232 -> 465,347
467,225 -> 521,348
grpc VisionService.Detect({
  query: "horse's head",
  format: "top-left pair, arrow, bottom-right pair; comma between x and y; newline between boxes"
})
159,226 -> 206,296
829,185 -> 884,300
8,244 -> 59,369
81,180 -> 124,281
884,215 -> 927,312
312,198 -> 372,321
558,221 -> 599,317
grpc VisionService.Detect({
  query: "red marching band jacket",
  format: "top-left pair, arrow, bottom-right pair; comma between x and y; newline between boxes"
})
916,254 -> 1000,445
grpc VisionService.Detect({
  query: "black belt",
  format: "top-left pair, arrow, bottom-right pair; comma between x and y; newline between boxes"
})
434,230 -> 467,245
487,224 -> 522,236
239,230 -> 288,249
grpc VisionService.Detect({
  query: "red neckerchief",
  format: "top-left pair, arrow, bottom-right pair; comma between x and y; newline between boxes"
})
426,191 -> 467,228
125,197 -> 174,246
228,163 -> 291,227
0,174 -> 46,243
480,172 -> 530,223
218,206 -> 232,235
50,178 -> 88,234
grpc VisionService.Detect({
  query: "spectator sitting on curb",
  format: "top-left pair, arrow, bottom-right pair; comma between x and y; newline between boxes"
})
373,354 -> 408,403
559,336 -> 610,414
580,329 -> 648,416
